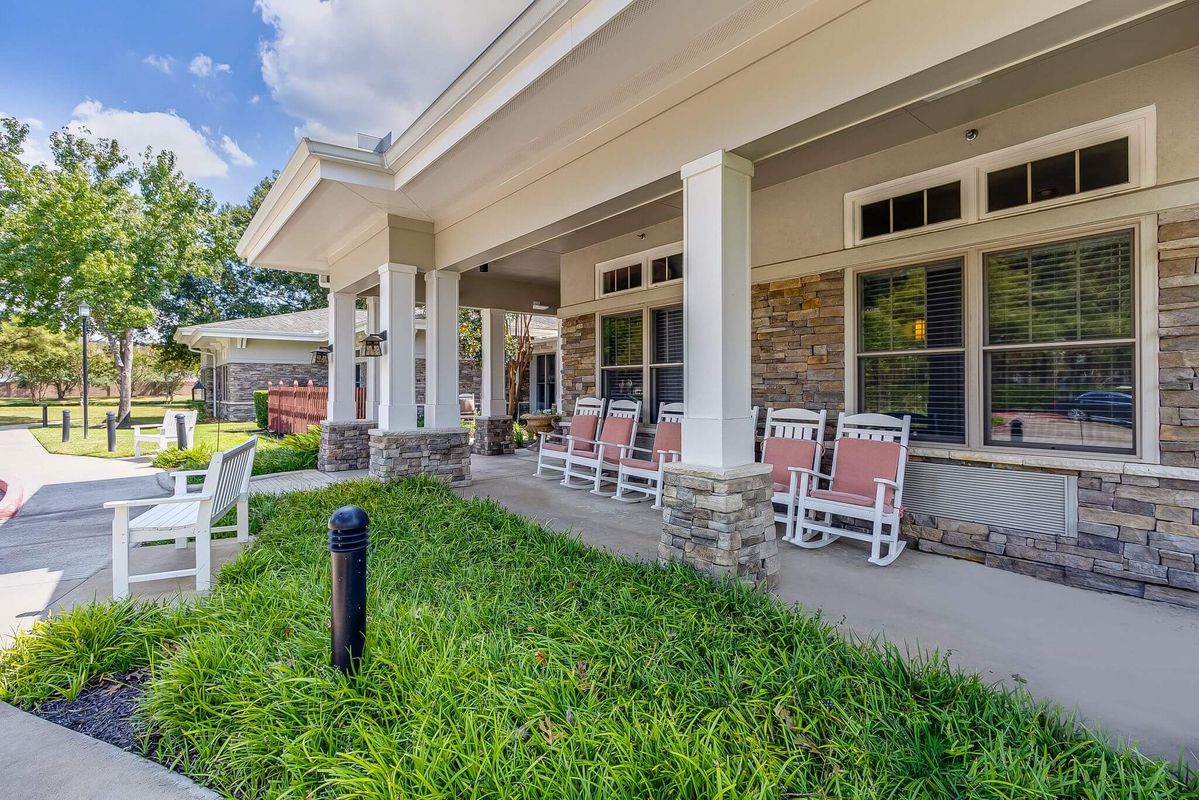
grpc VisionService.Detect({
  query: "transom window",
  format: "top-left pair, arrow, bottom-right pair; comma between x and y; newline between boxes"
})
600,305 -> 684,420
596,242 -> 684,297
985,137 -> 1129,213
860,182 -> 962,240
853,228 -> 1138,455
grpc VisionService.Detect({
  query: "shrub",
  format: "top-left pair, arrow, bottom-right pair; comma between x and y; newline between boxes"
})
512,422 -> 529,447
252,390 -> 269,431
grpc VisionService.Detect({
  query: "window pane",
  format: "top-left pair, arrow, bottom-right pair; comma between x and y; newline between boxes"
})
925,181 -> 961,225
860,353 -> 965,443
1079,138 -> 1129,192
651,306 -> 683,364
601,312 -> 642,367
861,199 -> 890,239
629,263 -> 643,290
1030,151 -> 1076,203
652,257 -> 667,284
615,268 -> 628,292
603,271 -> 616,295
987,345 -> 1134,452
891,190 -> 924,232
651,366 -> 683,415
987,163 -> 1027,211
986,230 -> 1133,345
651,253 -> 683,283
603,368 -> 643,403
859,261 -> 962,353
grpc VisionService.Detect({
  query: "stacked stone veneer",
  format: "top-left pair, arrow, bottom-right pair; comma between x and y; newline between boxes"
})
317,420 -> 372,472
214,362 -> 326,421
370,429 -> 472,486
472,416 -> 515,456
560,314 -> 597,413
1157,205 -> 1199,467
659,463 -> 779,589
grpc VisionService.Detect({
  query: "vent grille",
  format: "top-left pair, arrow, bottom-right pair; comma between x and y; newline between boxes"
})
904,461 -> 1076,536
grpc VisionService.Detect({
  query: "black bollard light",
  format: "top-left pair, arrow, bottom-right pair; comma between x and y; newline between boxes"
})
106,412 -> 117,452
1010,418 -> 1024,443
175,413 -> 189,450
328,505 -> 369,675
61,409 -> 71,442
41,404 -> 48,428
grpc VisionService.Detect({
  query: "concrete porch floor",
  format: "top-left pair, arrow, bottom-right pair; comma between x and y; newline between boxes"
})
461,451 -> 1199,765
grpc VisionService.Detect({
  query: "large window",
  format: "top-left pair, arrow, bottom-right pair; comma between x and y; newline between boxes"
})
984,230 -> 1135,453
599,305 -> 684,420
853,228 -> 1138,455
857,260 -> 965,443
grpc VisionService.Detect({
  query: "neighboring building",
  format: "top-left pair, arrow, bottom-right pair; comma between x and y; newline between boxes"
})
237,1 -> 1199,607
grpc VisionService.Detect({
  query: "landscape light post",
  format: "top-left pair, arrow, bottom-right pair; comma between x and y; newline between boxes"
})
78,301 -> 90,439
328,505 -> 369,675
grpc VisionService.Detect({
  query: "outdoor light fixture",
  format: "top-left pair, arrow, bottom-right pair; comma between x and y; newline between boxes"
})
532,301 -> 549,311
311,344 -> 332,367
479,263 -> 489,273
78,301 -> 91,439
361,331 -> 387,358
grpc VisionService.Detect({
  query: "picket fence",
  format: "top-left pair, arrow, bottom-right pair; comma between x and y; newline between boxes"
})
267,384 -> 366,434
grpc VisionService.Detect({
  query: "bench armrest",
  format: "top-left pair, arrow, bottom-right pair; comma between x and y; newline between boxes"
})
131,424 -> 163,435
105,493 -> 212,510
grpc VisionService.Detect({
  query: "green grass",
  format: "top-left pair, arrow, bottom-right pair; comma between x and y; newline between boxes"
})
0,397 -> 186,426
153,426 -> 320,478
30,419 -> 264,460
2,479 -> 1195,798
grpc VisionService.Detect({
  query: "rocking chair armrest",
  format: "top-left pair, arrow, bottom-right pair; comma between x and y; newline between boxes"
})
787,466 -> 831,480
873,478 -> 899,488
105,492 -> 213,510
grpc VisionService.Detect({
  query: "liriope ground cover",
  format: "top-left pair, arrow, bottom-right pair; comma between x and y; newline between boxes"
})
2,478 -> 1195,799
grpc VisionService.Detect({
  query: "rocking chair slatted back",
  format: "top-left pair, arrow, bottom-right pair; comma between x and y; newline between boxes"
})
764,407 -> 827,441
656,402 -> 684,424
201,437 -> 258,523
606,399 -> 641,420
830,413 -> 910,508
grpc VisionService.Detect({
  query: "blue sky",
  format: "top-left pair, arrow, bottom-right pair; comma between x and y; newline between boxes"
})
0,0 -> 528,205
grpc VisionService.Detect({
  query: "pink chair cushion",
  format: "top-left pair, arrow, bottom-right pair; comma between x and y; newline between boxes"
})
569,415 -> 599,453
809,488 -> 895,514
598,417 -> 636,447
829,438 -> 903,508
542,440 -> 568,453
621,456 -> 661,472
652,421 -> 682,462
761,437 -> 820,488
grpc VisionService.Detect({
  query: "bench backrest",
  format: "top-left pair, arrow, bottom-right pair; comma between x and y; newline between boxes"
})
200,437 -> 258,522
160,409 -> 199,435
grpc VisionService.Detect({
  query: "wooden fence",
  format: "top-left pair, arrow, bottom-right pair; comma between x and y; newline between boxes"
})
267,385 -> 366,435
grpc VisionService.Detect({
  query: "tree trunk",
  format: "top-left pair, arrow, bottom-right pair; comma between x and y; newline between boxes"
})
506,315 -> 533,418
115,331 -> 135,426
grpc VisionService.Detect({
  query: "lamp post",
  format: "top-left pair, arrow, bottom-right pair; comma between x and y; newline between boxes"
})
78,301 -> 90,439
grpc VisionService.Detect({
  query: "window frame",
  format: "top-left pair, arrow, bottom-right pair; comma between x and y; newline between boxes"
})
595,241 -> 684,298
596,302 -> 685,422
843,107 -> 1156,248
844,218 -> 1156,462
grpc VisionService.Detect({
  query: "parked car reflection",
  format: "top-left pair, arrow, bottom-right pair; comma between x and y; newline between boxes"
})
1053,391 -> 1133,426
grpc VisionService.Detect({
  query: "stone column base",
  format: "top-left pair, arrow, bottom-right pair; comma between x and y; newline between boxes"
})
472,415 -> 514,455
317,420 -> 372,472
370,428 -> 472,486
658,462 -> 779,590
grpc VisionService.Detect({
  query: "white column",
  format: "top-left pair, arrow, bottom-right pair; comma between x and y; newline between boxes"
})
377,263 -> 419,431
424,269 -> 461,429
679,150 -> 755,469
327,290 -> 358,420
480,308 -> 507,417
364,296 -> 380,422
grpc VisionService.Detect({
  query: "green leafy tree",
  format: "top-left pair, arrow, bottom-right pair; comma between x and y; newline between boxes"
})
0,323 -> 79,400
0,117 -> 226,423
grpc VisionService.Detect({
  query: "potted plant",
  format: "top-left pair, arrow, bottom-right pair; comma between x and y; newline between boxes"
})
520,407 -> 559,441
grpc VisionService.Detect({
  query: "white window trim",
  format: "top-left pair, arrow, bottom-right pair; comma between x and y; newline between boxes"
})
844,216 -> 1159,464
595,301 -> 685,422
844,107 -> 1156,248
595,241 -> 683,298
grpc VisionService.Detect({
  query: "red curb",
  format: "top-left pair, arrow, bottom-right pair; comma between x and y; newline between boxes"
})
0,477 -> 26,519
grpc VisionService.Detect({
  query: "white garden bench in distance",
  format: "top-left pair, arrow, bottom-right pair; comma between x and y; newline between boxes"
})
105,437 -> 257,599
132,409 -> 198,456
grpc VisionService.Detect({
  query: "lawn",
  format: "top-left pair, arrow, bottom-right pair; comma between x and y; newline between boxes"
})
30,417 -> 262,460
0,396 -> 186,427
1,479 -> 1194,798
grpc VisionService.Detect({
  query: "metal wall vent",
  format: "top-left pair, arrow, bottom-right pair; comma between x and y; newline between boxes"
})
904,461 -> 1077,537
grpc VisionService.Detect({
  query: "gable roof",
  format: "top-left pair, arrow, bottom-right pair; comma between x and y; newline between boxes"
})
175,308 -> 369,345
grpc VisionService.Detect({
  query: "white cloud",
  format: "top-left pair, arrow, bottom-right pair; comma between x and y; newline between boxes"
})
1,113 -> 51,165
188,53 -> 232,78
219,135 -> 255,167
255,0 -> 528,145
66,100 -> 229,179
143,54 -> 175,75
249,94 -> 261,105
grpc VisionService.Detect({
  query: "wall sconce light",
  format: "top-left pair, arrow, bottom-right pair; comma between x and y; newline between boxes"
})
479,263 -> 489,273
311,344 -> 332,366
914,319 -> 926,342
362,331 -> 387,358
531,301 -> 549,311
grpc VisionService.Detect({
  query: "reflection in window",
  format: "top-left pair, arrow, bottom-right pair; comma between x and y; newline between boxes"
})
601,312 -> 644,405
985,137 -> 1130,213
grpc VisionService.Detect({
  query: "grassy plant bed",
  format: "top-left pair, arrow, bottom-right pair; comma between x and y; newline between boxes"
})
152,426 -> 320,479
1,479 -> 1195,798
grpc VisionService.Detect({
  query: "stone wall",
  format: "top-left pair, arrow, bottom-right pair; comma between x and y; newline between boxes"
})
318,420 -> 372,472
751,270 -> 845,412
1157,205 -> 1199,467
560,314 -> 597,414
214,362 -> 326,421
413,357 -> 486,405
370,429 -> 472,486
472,415 -> 515,456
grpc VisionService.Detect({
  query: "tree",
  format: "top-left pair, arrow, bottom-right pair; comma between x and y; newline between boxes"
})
0,323 -> 79,400
0,117 -> 227,423
505,314 -> 533,417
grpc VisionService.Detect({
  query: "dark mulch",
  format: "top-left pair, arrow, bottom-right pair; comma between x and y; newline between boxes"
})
35,668 -> 152,753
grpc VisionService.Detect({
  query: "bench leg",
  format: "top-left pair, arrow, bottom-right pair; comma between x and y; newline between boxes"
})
195,524 -> 212,592
112,508 -> 130,600
236,498 -> 249,543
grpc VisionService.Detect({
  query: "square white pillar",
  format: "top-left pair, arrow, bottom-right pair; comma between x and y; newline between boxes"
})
424,269 -> 461,429
679,150 -> 755,469
327,290 -> 358,421
480,308 -> 507,417
377,263 -> 419,431
364,296 -> 380,422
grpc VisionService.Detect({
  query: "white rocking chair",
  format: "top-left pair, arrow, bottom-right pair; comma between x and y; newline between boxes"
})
760,407 -> 827,540
105,437 -> 257,598
613,402 -> 683,509
535,396 -> 605,479
788,413 -> 911,566
132,409 -> 198,456
561,399 -> 642,493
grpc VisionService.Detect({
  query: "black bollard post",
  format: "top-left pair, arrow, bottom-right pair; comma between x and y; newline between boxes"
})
106,412 -> 117,453
41,404 -> 48,428
328,506 -> 369,675
61,409 -> 71,442
1010,418 -> 1024,443
175,413 -> 188,450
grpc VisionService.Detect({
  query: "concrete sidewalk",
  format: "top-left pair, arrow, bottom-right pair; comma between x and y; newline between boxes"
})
463,452 -> 1199,765
0,703 -> 216,800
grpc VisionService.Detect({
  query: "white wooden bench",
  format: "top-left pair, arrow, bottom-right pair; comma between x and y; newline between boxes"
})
105,437 -> 257,599
132,409 -> 199,456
